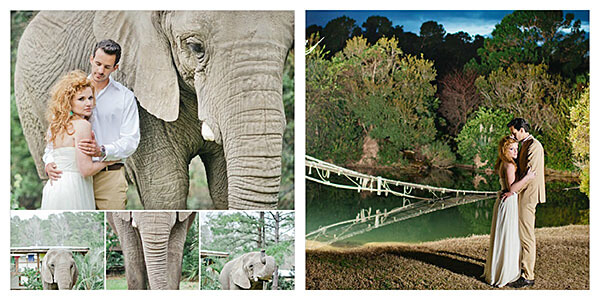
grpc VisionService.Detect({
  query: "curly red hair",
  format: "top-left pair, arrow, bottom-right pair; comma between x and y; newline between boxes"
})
494,135 -> 518,175
46,70 -> 95,146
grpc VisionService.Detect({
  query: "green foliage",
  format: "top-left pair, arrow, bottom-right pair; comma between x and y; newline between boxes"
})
306,33 -> 364,165
475,63 -> 577,170
306,35 -> 447,166
105,225 -> 123,273
200,257 -> 224,290
419,140 -> 456,168
19,267 -> 42,290
182,216 -> 199,281
569,86 -> 590,196
11,212 -> 104,249
456,107 -> 513,168
74,249 -> 104,290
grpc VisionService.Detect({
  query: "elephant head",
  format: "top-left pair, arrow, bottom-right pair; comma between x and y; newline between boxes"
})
107,211 -> 195,290
94,11 -> 294,209
41,249 -> 78,290
220,250 -> 276,290
14,11 -> 293,209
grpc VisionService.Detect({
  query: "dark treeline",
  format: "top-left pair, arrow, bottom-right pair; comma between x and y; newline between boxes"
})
307,15 -> 484,79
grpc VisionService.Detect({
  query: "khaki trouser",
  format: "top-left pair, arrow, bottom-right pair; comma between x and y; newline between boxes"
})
93,168 -> 128,210
518,198 -> 537,280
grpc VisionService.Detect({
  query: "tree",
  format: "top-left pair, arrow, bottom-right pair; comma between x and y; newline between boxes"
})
569,86 -> 589,196
362,16 -> 394,45
468,10 -> 589,80
321,16 -> 362,58
475,63 -> 576,170
307,36 -> 449,166
437,69 -> 482,136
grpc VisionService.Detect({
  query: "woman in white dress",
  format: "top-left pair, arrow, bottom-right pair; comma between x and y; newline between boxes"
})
483,135 -> 535,287
41,70 -> 116,210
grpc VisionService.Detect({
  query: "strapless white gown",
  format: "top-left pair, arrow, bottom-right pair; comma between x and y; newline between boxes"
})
482,187 -> 521,287
41,147 -> 95,210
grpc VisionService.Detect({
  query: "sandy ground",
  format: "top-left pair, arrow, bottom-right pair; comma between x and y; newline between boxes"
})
306,224 -> 589,290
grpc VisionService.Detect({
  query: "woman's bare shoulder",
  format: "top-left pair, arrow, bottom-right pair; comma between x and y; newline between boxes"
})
70,118 -> 92,136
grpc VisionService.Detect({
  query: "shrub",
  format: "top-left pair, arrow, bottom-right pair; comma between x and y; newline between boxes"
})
456,107 -> 513,168
569,86 -> 589,196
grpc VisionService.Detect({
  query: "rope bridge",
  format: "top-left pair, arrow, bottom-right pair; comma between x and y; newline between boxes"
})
305,155 -> 498,247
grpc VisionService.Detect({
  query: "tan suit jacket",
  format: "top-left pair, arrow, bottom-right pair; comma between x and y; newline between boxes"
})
517,136 -> 546,204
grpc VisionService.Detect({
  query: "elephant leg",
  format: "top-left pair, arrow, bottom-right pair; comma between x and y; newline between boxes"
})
166,218 -> 191,289
199,142 -> 228,210
111,216 -> 148,289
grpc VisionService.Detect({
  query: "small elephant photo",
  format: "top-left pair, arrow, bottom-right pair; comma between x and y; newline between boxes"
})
219,250 -> 276,290
41,249 -> 78,290
10,211 -> 105,290
106,211 -> 198,290
200,211 -> 295,290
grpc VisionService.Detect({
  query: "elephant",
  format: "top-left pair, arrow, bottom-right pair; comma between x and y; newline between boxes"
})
107,211 -> 196,290
40,248 -> 78,290
219,250 -> 276,290
14,11 -> 294,210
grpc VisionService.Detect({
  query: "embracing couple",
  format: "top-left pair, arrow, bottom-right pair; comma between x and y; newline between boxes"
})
482,118 -> 546,288
40,39 -> 140,210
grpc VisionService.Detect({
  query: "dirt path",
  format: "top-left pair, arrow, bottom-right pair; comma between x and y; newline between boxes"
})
306,225 -> 589,290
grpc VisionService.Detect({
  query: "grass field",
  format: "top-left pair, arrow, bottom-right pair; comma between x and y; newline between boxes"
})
306,224 -> 589,290
106,274 -> 198,290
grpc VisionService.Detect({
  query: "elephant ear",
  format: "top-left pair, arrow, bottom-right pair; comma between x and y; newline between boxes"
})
41,250 -> 55,284
70,255 -> 78,289
93,11 -> 180,122
177,212 -> 193,222
113,212 -> 132,223
231,259 -> 251,290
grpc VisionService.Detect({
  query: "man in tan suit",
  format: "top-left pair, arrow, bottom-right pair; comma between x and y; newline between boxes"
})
506,118 -> 546,288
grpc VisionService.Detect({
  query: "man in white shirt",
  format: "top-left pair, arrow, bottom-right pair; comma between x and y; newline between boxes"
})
44,39 -> 140,209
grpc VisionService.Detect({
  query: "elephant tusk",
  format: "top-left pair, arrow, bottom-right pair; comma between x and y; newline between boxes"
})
201,122 -> 215,142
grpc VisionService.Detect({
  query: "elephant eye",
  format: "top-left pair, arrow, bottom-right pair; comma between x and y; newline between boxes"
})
185,37 -> 208,74
188,42 -> 204,55
186,38 -> 205,58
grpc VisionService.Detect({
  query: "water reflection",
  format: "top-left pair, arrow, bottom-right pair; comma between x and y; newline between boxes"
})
306,167 -> 588,245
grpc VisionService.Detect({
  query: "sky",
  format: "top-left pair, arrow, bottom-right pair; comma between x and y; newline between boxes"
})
306,10 -> 590,37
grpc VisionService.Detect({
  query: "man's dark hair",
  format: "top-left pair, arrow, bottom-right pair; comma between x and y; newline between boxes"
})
92,39 -> 122,66
507,118 -> 530,132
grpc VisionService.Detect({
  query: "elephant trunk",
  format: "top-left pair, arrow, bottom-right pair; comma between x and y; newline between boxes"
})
214,46 -> 287,210
136,214 -> 173,289
222,92 -> 284,209
55,266 -> 73,290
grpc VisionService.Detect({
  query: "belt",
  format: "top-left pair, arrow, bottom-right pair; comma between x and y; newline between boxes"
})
102,163 -> 124,172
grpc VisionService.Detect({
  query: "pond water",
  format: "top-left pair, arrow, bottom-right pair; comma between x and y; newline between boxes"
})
306,167 -> 588,246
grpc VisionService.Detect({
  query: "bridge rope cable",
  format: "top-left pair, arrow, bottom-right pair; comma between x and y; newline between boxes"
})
305,155 -> 498,247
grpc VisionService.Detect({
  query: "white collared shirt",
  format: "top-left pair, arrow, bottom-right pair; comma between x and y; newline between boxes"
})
43,75 -> 140,164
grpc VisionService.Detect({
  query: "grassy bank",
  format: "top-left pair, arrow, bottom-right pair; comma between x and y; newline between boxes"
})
306,224 -> 589,290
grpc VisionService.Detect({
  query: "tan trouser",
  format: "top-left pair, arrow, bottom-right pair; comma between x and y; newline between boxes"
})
518,198 -> 537,280
93,168 -> 128,210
